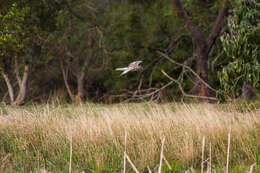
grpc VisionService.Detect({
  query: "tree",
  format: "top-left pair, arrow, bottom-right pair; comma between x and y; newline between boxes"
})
55,0 -> 109,103
0,3 -> 30,105
0,1 -> 64,105
218,0 -> 260,101
172,0 -> 228,98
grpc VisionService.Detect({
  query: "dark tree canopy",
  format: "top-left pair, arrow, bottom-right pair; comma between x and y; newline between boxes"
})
0,0 -> 259,104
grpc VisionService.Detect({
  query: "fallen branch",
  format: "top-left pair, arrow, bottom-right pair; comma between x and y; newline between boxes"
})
124,81 -> 173,102
161,70 -> 217,101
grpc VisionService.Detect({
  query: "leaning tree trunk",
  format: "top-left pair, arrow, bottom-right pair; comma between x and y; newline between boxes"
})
1,63 -> 29,106
1,71 -> 15,103
60,58 -> 75,102
172,0 -> 227,98
12,64 -> 29,106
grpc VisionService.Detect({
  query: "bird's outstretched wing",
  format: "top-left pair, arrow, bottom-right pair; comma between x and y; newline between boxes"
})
120,68 -> 132,76
129,60 -> 142,67
115,67 -> 128,71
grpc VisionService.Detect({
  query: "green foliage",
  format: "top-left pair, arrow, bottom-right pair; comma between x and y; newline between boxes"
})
0,1 -> 61,69
0,3 -> 29,59
218,0 -> 260,101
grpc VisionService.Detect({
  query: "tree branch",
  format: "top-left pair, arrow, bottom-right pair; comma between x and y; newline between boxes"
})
14,57 -> 22,87
124,82 -> 173,102
157,51 -> 217,92
172,0 -> 207,47
206,6 -> 228,54
173,0 -> 228,54
161,70 -> 217,101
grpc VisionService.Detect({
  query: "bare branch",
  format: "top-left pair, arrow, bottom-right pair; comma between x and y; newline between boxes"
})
157,51 -> 217,92
124,81 -> 173,102
161,70 -> 217,101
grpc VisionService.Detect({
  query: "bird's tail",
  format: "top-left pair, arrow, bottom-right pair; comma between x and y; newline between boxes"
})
115,67 -> 128,71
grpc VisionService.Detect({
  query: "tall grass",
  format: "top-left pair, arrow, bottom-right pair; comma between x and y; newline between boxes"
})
0,102 -> 259,172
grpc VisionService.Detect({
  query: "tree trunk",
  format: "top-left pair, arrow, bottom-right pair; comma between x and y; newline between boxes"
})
60,58 -> 75,101
1,72 -> 14,103
77,72 -> 86,103
12,64 -> 29,106
1,64 -> 29,106
196,49 -> 210,97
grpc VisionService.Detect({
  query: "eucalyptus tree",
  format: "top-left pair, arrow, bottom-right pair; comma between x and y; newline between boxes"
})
218,0 -> 260,101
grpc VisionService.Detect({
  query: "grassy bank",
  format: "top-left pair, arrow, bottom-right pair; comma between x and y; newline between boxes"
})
0,102 -> 260,172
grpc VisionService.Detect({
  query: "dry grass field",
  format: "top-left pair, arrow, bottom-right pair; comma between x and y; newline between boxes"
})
0,102 -> 260,172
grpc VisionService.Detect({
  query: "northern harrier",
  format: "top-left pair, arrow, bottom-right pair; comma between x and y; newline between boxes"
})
116,61 -> 143,76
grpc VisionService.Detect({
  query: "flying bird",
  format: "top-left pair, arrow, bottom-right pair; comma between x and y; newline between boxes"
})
116,61 -> 143,76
